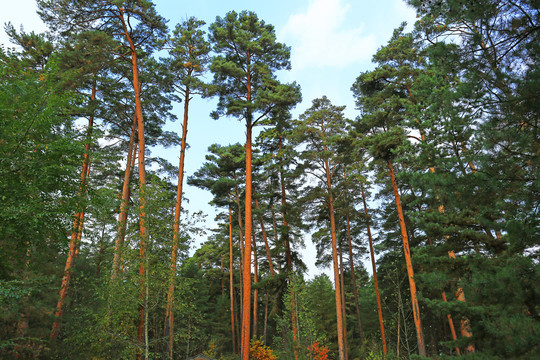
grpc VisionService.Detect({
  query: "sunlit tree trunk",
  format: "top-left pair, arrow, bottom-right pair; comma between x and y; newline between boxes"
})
441,291 -> 460,355
345,209 -> 364,344
339,241 -> 349,360
255,197 -> 275,276
241,114 -> 253,360
165,83 -> 191,359
278,137 -> 298,360
228,201 -> 237,353
360,183 -> 387,354
387,160 -> 426,357
325,158 -> 345,360
51,80 -> 96,340
117,9 -> 149,359
111,119 -> 137,279
253,232 -> 259,339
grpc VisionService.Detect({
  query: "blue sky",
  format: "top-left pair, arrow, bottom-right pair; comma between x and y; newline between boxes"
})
1,0 -> 417,278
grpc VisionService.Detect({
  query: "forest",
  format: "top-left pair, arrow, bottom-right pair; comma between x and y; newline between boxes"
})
0,0 -> 539,359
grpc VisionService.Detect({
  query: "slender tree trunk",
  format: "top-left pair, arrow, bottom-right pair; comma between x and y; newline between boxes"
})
241,62 -> 254,358
50,81 -> 96,340
263,290 -> 269,345
253,232 -> 259,339
278,137 -> 298,360
360,184 -> 387,354
345,210 -> 364,344
221,254 -> 225,296
449,251 -> 475,354
165,85 -> 191,359
241,114 -> 253,360
235,284 -> 241,354
387,160 -> 426,356
397,299 -> 401,359
117,10 -> 149,359
339,242 -> 349,360
234,179 -> 245,343
228,201 -> 237,354
233,176 -> 245,324
325,160 -> 345,360
441,291 -> 461,355
278,137 -> 293,270
255,197 -> 275,276
112,117 -> 137,280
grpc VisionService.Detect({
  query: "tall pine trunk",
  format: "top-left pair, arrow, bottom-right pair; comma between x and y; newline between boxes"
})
325,159 -> 346,360
360,183 -> 387,354
387,160 -> 426,356
339,241 -> 349,360
50,81 -> 96,340
345,209 -> 364,344
277,137 -> 298,360
112,117 -> 137,280
241,116 -> 253,360
253,232 -> 258,339
165,85 -> 191,359
228,201 -> 237,353
118,9 -> 149,359
255,197 -> 275,276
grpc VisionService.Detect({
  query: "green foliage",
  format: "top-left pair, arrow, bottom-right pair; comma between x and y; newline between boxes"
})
209,10 -> 301,123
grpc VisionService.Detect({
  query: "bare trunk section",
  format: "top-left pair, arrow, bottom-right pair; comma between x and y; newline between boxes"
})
253,232 -> 259,339
441,291 -> 460,355
339,242 -> 349,360
449,251 -> 475,354
112,117 -> 137,280
117,9 -> 149,359
277,137 -> 298,360
345,209 -> 364,344
387,160 -> 426,357
228,201 -> 237,354
278,137 -> 293,270
233,178 -> 245,341
165,84 -> 191,359
325,159 -> 345,360
360,183 -> 387,354
50,81 -> 96,340
255,197 -> 275,276
241,116 -> 253,360
263,291 -> 269,345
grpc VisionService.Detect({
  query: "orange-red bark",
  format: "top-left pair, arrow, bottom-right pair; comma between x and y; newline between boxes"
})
50,82 -> 96,340
241,119 -> 253,360
118,8 -> 149,358
228,202 -> 237,353
112,117 -> 137,280
387,160 -> 426,356
165,83 -> 191,358
253,232 -> 259,339
255,197 -> 275,276
339,242 -> 349,360
360,183 -> 387,354
324,158 -> 345,360
345,209 -> 364,344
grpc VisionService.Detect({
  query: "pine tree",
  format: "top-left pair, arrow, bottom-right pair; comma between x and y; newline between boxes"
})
208,11 -> 301,359
164,17 -> 210,358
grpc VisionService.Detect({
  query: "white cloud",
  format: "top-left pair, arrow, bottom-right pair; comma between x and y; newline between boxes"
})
279,0 -> 377,70
393,0 -> 418,30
